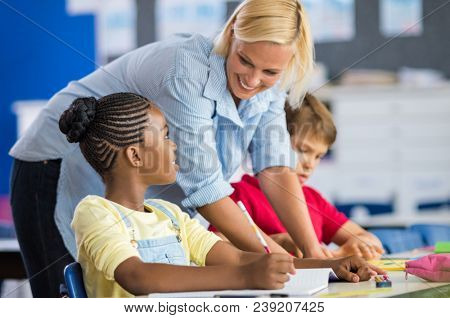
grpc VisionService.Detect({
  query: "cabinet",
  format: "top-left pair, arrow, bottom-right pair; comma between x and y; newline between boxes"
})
311,84 -> 450,226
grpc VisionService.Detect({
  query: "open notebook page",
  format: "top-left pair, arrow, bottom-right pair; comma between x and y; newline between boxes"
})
150,268 -> 337,298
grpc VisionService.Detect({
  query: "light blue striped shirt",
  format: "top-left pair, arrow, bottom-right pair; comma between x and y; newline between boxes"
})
9,34 -> 296,257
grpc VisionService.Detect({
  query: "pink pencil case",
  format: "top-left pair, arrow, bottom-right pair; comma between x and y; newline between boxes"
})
405,254 -> 450,282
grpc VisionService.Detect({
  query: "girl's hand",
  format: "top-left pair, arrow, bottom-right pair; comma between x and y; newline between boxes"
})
243,253 -> 296,290
270,233 -> 303,258
332,236 -> 384,260
328,255 -> 385,282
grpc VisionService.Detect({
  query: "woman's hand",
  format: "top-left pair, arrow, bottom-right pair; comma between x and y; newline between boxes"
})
328,255 -> 385,282
242,253 -> 296,290
332,235 -> 384,260
270,233 -> 303,258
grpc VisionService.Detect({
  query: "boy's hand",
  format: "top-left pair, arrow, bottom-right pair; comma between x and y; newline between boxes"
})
329,255 -> 385,282
243,253 -> 296,290
332,236 -> 384,260
270,233 -> 303,258
304,244 -> 334,259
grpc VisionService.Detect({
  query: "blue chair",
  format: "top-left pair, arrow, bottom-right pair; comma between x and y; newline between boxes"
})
0,223 -> 16,296
64,262 -> 87,298
369,229 -> 425,254
334,202 -> 394,217
410,224 -> 450,246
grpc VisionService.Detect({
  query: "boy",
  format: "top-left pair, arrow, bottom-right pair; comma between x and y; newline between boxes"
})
210,93 -> 384,260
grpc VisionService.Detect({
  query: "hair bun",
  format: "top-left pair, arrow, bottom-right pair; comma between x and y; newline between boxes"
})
59,97 -> 97,143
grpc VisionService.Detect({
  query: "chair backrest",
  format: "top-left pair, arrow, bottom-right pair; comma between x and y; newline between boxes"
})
369,228 -> 425,254
0,223 -> 16,238
64,262 -> 87,298
410,224 -> 450,246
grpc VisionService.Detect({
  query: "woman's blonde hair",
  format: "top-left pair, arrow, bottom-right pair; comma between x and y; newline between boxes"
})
214,0 -> 314,106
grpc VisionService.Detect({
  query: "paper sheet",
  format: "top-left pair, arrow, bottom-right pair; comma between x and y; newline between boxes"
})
150,268 -> 337,298
155,0 -> 226,41
380,0 -> 423,37
302,0 -> 355,43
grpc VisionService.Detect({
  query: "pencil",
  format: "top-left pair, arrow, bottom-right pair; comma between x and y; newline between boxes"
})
237,200 -> 271,254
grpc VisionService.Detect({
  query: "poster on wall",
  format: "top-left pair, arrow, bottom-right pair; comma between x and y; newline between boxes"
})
302,0 -> 355,43
380,0 -> 423,37
66,0 -> 137,64
155,0 -> 226,40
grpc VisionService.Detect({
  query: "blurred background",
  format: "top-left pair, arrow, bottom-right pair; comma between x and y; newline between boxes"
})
1,0 -> 449,296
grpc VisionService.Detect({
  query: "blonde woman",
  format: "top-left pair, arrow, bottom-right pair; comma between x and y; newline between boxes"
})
10,0 -> 330,297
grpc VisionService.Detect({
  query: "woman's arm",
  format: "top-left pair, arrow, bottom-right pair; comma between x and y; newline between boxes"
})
293,255 -> 385,282
198,197 -> 287,253
206,241 -> 385,283
331,221 -> 384,260
204,241 -> 385,283
258,167 -> 333,258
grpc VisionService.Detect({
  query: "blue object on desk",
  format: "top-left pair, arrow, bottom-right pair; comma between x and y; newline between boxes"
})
64,262 -> 87,298
369,229 -> 424,254
410,224 -> 450,246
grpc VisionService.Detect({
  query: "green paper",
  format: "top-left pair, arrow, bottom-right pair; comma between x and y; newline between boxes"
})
434,241 -> 450,253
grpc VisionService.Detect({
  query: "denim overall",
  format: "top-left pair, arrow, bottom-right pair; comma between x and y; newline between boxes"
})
112,200 -> 189,265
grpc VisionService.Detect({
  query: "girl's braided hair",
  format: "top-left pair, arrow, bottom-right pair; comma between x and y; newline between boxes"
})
59,92 -> 152,176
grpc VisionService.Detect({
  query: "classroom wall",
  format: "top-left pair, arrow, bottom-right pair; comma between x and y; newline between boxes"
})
224,0 -> 450,80
0,0 -> 95,200
314,0 -> 450,80
136,0 -> 450,80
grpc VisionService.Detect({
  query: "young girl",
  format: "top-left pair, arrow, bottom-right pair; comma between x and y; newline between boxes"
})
60,93 -> 383,297
210,93 -> 384,260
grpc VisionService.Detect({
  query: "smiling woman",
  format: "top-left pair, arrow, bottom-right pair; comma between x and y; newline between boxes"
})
215,0 -> 314,106
226,40 -> 294,103
9,0 -> 325,298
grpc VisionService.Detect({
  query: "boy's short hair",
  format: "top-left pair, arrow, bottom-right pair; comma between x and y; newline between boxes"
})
285,93 -> 337,147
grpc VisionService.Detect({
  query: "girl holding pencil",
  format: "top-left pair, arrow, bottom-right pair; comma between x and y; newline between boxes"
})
12,0 -> 333,296
64,93 -> 384,297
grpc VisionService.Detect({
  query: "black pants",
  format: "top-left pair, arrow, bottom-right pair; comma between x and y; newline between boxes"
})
10,159 -> 74,298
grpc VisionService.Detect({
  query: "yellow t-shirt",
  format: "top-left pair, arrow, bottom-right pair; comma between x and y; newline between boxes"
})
71,195 -> 221,298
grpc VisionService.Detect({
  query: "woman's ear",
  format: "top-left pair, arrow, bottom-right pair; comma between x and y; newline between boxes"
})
124,145 -> 142,167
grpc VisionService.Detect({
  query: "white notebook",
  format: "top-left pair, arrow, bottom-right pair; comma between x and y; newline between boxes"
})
150,268 -> 337,298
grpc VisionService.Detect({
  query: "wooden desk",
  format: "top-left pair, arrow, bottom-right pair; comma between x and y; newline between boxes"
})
0,239 -> 27,279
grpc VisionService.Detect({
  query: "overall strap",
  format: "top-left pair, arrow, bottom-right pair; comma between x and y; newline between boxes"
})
144,200 -> 181,231
110,203 -> 133,229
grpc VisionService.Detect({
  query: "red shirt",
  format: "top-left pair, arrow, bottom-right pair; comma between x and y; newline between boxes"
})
209,174 -> 348,244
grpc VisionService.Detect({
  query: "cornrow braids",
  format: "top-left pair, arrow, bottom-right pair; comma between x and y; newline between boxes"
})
59,92 -> 152,176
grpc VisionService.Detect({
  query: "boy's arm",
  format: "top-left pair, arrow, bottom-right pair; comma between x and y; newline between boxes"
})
331,221 -> 384,259
257,167 -> 333,258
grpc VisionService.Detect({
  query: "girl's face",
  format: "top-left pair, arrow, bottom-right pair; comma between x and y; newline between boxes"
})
138,107 -> 178,185
226,38 -> 293,101
291,134 -> 329,185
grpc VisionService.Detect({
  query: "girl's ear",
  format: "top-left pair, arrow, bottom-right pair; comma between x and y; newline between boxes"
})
125,145 -> 142,167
